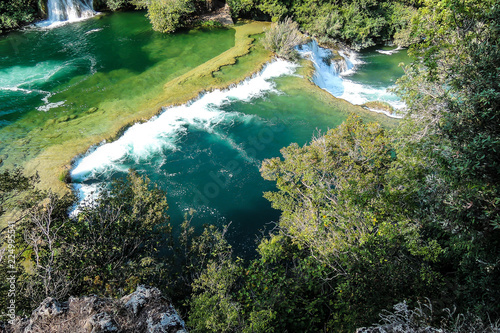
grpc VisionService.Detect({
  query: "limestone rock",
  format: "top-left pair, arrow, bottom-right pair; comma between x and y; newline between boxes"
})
2,286 -> 187,333
120,285 -> 161,315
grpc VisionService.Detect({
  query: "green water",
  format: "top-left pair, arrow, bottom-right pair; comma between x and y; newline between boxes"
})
351,46 -> 408,86
344,46 -> 409,109
0,11 -> 235,165
70,59 -> 395,256
1,12 -> 401,256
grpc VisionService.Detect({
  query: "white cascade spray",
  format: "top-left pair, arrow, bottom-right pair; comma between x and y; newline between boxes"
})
297,40 -> 361,96
70,59 -> 298,213
297,40 -> 405,117
45,0 -> 95,24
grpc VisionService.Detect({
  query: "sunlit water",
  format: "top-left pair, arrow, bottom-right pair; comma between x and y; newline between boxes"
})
0,11 -> 235,159
0,12 -> 404,256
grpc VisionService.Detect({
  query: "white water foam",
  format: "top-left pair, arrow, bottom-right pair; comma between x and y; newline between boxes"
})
297,40 -> 405,117
70,59 -> 298,206
37,101 -> 66,112
85,28 -> 102,35
376,46 -> 403,55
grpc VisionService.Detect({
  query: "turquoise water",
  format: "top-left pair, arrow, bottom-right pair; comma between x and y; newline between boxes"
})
350,46 -> 407,87
70,60 -> 360,255
0,12 -> 404,255
343,46 -> 409,109
0,11 -> 235,164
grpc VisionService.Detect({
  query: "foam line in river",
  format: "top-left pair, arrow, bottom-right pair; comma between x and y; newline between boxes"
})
376,46 -> 403,55
70,59 -> 298,204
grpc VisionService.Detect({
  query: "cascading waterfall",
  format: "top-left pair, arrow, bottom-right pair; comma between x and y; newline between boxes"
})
46,0 -> 94,23
299,40 -> 354,97
297,40 -> 405,117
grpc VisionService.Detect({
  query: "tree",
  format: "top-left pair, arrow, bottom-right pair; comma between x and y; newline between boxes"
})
394,0 -> 500,318
14,172 -> 171,311
146,0 -> 196,33
260,116 -> 395,270
258,116 -> 444,329
0,0 -> 39,33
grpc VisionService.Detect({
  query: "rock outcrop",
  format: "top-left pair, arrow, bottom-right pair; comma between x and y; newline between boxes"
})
2,286 -> 187,333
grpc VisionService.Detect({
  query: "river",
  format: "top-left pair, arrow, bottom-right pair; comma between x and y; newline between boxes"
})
0,10 -> 407,255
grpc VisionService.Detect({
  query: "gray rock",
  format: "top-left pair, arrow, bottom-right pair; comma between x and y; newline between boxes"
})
120,285 -> 161,315
146,304 -> 186,333
83,312 -> 118,333
2,286 -> 187,333
31,297 -> 65,320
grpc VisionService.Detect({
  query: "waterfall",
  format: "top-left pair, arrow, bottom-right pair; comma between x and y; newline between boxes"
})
297,40 -> 405,117
296,40 -> 360,96
46,0 -> 95,23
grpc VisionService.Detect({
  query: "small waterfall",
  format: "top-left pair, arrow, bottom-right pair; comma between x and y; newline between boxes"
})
297,40 -> 359,96
297,40 -> 405,117
46,0 -> 94,23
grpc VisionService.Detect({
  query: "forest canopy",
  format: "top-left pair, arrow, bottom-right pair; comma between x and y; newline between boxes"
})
2,0 -> 418,49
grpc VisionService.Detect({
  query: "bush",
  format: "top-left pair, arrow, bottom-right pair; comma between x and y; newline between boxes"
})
147,0 -> 196,33
8,172 -> 171,313
0,0 -> 39,33
262,17 -> 306,59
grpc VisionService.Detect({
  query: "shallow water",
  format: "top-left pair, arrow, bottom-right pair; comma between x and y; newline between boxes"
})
0,11 -> 235,163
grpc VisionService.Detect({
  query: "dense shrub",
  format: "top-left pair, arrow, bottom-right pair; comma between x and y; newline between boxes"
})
262,17 -> 305,59
0,0 -> 39,33
146,0 -> 196,33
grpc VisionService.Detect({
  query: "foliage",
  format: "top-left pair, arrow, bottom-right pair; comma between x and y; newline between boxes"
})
9,172 -> 171,313
226,0 -> 254,19
0,169 -> 38,217
189,258 -> 243,332
260,116 -> 394,264
146,0 -> 196,33
394,0 -> 500,318
262,17 -> 305,60
0,0 -> 39,33
94,0 -> 133,11
247,0 -> 420,49
0,169 -> 39,316
188,233 -> 335,332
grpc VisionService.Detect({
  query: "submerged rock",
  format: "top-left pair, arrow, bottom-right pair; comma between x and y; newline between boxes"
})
3,286 -> 187,333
